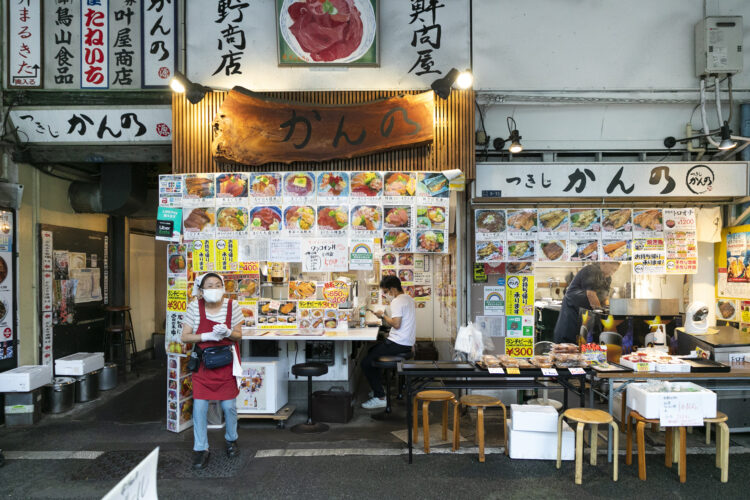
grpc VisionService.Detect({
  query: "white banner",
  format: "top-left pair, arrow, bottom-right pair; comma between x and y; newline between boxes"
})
45,0 -> 81,88
8,0 -> 43,88
141,0 -> 176,87
10,106 -> 172,143
81,0 -> 109,88
185,0 -> 470,91
102,447 -> 159,500
475,163 -> 749,199
109,0 -> 142,88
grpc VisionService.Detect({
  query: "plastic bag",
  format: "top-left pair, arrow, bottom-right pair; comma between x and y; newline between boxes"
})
454,322 -> 493,362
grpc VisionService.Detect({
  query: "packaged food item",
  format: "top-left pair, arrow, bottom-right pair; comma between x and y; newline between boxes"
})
516,358 -> 534,368
553,353 -> 585,368
481,355 -> 500,368
551,343 -> 579,354
530,355 -> 554,368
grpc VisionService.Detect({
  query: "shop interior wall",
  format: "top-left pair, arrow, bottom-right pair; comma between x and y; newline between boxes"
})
473,0 -> 750,150
16,163 -> 108,365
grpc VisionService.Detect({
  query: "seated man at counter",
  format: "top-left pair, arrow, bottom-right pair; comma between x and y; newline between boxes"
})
553,262 -> 620,344
361,275 -> 416,409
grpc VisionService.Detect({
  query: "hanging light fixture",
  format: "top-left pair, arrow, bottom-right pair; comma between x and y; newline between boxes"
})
718,121 -> 737,150
169,71 -> 210,104
431,68 -> 473,100
507,117 -> 523,153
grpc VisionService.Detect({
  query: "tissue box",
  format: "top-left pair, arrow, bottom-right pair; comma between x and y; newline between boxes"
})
510,404 -> 559,432
0,365 -> 53,392
507,418 -> 574,460
55,352 -> 105,376
626,382 -> 716,420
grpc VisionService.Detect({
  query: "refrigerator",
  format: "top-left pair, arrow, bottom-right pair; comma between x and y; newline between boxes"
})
236,358 -> 288,414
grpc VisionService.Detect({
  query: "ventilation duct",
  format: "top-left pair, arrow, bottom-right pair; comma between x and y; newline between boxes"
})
68,164 -> 146,216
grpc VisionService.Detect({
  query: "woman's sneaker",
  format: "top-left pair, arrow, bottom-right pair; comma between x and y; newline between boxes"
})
361,397 -> 386,409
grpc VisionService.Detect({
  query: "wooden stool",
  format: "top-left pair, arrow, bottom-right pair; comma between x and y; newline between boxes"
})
557,408 -> 619,485
626,410 -> 686,483
412,390 -> 459,454
704,411 -> 730,483
457,395 -> 508,462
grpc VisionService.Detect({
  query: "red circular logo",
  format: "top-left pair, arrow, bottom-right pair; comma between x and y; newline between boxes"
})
2,328 -> 11,339
158,67 -> 171,79
156,123 -> 171,137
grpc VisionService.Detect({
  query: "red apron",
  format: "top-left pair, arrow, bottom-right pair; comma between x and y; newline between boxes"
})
191,299 -> 240,401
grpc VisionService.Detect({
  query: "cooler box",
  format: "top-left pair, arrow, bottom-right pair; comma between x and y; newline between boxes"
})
507,418 -> 574,460
55,352 -> 105,376
4,388 -> 43,426
236,358 -> 288,414
626,382 -> 717,419
0,365 -> 53,392
312,387 -> 354,424
510,404 -> 558,432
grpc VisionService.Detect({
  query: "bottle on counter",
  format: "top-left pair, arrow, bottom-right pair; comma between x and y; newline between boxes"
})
359,306 -> 366,328
268,262 -> 285,283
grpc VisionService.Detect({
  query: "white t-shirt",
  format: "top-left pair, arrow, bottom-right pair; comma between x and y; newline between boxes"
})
387,293 -> 416,347
184,298 -> 244,332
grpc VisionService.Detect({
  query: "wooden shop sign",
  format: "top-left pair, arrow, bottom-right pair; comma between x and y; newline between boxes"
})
211,88 -> 434,166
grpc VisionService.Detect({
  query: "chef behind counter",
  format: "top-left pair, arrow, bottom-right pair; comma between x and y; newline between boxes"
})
553,262 -> 621,344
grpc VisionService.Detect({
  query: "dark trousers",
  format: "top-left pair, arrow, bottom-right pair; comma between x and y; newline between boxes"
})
362,340 -> 412,398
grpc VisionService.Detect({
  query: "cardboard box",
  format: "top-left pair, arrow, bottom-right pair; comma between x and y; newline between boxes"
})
0,365 -> 53,392
626,382 -> 716,420
507,418 -> 574,460
55,352 -> 105,376
510,404 -> 559,432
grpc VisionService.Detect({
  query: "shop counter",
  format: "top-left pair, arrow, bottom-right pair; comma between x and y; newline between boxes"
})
241,327 -> 379,341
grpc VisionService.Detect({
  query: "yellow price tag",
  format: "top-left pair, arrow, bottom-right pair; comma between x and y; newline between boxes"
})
506,367 -> 520,375
166,289 -> 187,312
239,261 -> 259,276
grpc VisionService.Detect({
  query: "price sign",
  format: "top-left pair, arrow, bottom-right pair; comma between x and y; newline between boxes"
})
323,281 -> 350,305
166,290 -> 187,312
192,240 -> 213,272
659,394 -> 704,427
505,337 -> 533,358
541,368 -> 558,377
569,367 -> 586,375
506,367 -> 520,375
636,362 -> 652,372
488,367 -> 505,374
729,353 -> 746,364
239,261 -> 260,277
214,239 -> 238,272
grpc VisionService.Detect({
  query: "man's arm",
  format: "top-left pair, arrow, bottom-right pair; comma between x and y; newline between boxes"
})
586,290 -> 602,309
374,310 -> 402,329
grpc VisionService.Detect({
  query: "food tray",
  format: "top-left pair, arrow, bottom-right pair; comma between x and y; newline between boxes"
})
590,362 -> 633,373
681,358 -> 731,373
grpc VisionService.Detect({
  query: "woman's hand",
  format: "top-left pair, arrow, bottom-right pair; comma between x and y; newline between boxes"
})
212,324 -> 231,338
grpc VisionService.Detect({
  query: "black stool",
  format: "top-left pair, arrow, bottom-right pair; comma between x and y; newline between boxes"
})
371,353 -> 413,420
291,363 -> 329,433
104,306 -> 139,382
396,350 -> 415,400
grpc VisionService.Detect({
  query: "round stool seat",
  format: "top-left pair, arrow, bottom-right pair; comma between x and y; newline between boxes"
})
563,408 -> 613,425
460,394 -> 502,407
629,410 -> 660,425
292,362 -> 328,377
105,305 -> 131,312
105,327 -> 127,333
704,411 -> 728,424
373,355 -> 406,368
415,390 -> 455,402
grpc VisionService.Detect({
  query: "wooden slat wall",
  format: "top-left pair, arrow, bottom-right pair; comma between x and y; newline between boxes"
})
172,89 -> 475,178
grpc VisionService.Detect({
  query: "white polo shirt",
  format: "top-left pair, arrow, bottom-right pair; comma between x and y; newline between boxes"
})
388,293 -> 416,347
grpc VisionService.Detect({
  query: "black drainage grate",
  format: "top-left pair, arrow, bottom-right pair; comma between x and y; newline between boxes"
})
72,449 -> 247,480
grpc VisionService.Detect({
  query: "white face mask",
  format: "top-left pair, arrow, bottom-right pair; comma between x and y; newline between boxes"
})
203,288 -> 224,303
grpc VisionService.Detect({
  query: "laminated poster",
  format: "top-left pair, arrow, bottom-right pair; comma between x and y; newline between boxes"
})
663,208 -> 698,275
483,286 -> 505,316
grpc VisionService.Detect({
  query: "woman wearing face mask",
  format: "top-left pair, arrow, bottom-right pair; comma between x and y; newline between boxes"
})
181,273 -> 244,470
361,275 -> 416,409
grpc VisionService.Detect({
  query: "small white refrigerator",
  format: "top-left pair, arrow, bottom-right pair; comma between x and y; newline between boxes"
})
236,358 -> 288,414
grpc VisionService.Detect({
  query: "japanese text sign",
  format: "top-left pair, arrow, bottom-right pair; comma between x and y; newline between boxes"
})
211,89 -> 434,166
301,238 -> 348,272
323,281 -> 350,305
81,0 -> 109,89
142,0 -> 176,87
8,0 -> 43,88
476,163 -> 749,199
659,394 -> 705,427
505,275 -> 534,316
505,337 -> 533,358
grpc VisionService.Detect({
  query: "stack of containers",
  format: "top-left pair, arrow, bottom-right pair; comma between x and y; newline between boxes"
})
507,404 -> 575,460
0,365 -> 53,425
55,353 -> 105,403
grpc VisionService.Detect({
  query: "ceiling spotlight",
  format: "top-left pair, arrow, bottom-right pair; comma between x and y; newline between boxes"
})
718,121 -> 737,150
456,69 -> 473,89
431,68 -> 459,100
507,117 -> 523,153
169,71 -> 210,104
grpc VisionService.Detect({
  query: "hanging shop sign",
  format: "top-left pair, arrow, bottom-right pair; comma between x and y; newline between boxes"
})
212,89 -> 434,165
7,0 -> 43,88
185,0 -> 470,91
475,163 -> 749,199
6,0 -> 176,90
9,106 -> 172,143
